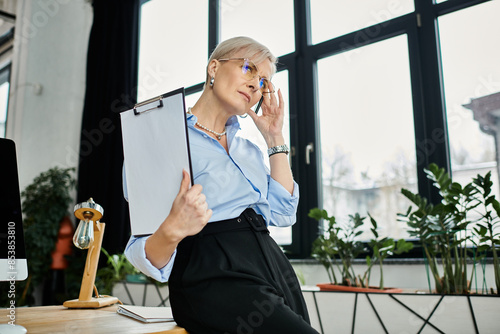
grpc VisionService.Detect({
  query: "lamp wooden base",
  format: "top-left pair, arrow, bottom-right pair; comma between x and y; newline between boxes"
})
63,296 -> 120,309
64,220 -> 121,309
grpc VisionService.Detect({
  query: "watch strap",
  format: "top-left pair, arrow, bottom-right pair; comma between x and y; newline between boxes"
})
268,144 -> 289,157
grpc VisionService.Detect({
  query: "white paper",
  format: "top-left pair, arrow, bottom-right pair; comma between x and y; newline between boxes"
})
121,89 -> 191,236
117,305 -> 174,323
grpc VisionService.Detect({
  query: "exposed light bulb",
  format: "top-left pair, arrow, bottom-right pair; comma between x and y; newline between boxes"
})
73,219 -> 94,249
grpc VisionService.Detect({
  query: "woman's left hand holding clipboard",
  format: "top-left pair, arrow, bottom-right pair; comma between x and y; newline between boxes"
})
144,169 -> 212,269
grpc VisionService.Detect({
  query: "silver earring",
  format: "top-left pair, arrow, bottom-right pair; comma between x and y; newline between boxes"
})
210,77 -> 214,87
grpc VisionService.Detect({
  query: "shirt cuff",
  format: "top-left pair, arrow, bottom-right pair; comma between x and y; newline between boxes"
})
268,177 -> 299,215
124,235 -> 175,283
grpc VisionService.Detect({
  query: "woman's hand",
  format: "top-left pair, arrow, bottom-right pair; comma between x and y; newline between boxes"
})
248,88 -> 294,194
162,169 -> 212,241
145,169 -> 212,269
247,89 -> 286,147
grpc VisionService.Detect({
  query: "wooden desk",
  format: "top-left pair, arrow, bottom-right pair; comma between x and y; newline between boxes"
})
1,305 -> 188,334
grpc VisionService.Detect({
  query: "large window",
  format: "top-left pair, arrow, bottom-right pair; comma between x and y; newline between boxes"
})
138,0 -> 497,258
138,0 -> 208,101
0,65 -> 10,138
219,0 -> 295,56
438,0 -> 500,198
310,0 -> 414,44
0,14 -> 14,138
317,35 -> 417,240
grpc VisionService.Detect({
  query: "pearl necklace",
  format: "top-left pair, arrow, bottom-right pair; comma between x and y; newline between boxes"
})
187,108 -> 226,140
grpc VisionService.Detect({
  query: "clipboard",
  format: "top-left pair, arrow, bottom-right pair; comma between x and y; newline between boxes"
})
121,88 -> 193,236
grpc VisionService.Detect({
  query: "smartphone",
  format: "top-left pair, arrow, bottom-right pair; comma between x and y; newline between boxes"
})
254,96 -> 264,114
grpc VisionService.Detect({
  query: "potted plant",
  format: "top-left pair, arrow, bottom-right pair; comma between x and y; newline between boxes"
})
309,209 -> 413,292
398,163 -> 500,295
5,167 -> 76,306
95,248 -> 147,296
473,172 -> 500,294
304,165 -> 500,333
96,249 -> 171,306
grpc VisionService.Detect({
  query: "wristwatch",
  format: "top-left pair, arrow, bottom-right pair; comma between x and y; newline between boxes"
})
268,144 -> 289,157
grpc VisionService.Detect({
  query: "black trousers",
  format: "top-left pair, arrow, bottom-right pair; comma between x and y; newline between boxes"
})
168,208 -> 319,334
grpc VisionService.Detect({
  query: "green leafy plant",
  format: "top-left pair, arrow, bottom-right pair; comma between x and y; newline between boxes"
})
361,214 -> 414,289
309,209 -> 413,289
16,167 -> 76,305
310,209 -> 365,286
95,248 -> 143,295
472,172 -> 500,294
398,163 -> 500,295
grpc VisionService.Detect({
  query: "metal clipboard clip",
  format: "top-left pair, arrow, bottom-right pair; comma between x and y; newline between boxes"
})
133,95 -> 164,115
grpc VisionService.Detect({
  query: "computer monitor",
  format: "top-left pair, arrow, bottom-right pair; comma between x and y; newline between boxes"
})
0,138 -> 28,281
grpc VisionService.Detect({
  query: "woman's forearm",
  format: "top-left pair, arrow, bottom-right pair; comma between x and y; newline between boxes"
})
145,169 -> 212,269
144,224 -> 182,269
268,135 -> 294,195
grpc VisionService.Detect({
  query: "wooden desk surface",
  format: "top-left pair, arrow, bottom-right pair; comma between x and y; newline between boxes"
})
1,305 -> 188,334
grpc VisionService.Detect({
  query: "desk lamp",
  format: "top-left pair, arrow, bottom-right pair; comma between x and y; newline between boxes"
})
63,198 -> 120,308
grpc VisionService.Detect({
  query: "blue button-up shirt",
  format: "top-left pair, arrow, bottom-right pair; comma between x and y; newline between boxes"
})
124,112 -> 299,282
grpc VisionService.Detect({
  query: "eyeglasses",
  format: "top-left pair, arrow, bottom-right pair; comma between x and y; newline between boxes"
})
218,58 -> 275,95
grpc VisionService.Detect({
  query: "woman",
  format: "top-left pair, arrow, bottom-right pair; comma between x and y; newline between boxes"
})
125,36 -> 318,334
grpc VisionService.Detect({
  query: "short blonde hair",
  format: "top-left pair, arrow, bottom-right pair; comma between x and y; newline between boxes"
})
205,36 -> 277,86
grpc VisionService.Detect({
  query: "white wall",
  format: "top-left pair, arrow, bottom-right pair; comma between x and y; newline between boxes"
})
6,0 -> 92,191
